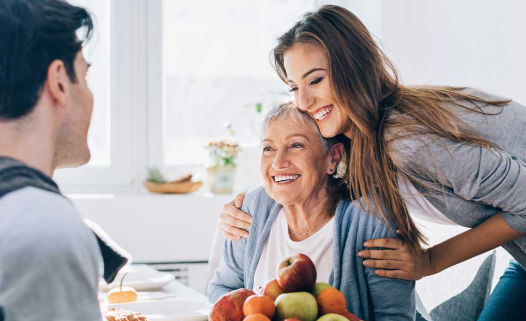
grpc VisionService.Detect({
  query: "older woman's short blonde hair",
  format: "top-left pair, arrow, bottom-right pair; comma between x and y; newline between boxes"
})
262,101 -> 339,153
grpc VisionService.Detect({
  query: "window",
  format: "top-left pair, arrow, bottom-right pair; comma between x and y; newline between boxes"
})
50,1 -> 522,195
55,0 -> 136,193
69,0 -> 111,166
161,0 -> 315,165
55,0 -> 382,194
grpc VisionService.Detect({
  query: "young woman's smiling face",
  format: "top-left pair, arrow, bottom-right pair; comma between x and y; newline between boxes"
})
260,117 -> 331,207
283,43 -> 352,138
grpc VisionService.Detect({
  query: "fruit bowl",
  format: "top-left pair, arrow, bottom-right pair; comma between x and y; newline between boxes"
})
209,253 -> 360,321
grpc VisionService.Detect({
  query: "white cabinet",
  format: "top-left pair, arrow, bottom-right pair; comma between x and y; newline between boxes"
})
145,262 -> 210,295
73,192 -> 232,294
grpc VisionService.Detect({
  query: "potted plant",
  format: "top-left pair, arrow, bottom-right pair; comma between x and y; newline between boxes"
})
206,136 -> 241,194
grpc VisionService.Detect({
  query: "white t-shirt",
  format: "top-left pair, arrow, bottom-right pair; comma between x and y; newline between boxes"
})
398,175 -> 456,225
252,208 -> 334,292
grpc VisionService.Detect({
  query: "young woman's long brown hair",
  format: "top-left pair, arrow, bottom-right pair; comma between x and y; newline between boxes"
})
272,5 -> 511,248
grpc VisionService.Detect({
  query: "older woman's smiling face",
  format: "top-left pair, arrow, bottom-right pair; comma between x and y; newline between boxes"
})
261,117 -> 332,206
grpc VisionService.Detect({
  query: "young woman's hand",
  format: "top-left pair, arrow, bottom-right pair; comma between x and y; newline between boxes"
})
357,232 -> 432,281
219,193 -> 252,240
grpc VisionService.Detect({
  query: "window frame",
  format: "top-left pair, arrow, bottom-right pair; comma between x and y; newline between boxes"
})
56,0 -> 148,194
56,0 -> 383,194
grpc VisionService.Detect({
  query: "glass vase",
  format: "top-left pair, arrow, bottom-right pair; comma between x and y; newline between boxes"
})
207,165 -> 236,194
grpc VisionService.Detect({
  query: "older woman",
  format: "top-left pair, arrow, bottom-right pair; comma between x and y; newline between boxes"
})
208,102 -> 415,321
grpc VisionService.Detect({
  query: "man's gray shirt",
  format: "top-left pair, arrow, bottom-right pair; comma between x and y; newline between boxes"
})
0,187 -> 102,321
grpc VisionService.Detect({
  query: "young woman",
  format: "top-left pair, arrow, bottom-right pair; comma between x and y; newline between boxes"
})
219,5 -> 526,320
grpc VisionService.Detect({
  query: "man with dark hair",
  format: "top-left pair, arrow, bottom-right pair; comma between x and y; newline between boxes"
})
0,0 -> 113,320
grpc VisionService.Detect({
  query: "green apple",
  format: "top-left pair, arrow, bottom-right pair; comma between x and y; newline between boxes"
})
316,313 -> 350,321
275,292 -> 318,321
311,282 -> 332,298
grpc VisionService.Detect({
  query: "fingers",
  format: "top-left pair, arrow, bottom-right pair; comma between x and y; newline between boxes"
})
220,222 -> 249,239
223,202 -> 252,224
219,197 -> 252,241
219,212 -> 251,231
374,269 -> 411,280
358,249 -> 403,261
363,237 -> 404,249
220,229 -> 241,241
362,259 -> 404,270
234,192 -> 245,208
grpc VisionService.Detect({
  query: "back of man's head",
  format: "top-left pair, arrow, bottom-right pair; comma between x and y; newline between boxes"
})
0,0 -> 93,120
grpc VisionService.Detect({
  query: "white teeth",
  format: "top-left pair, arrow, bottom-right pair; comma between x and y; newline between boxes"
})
313,106 -> 333,120
274,175 -> 300,183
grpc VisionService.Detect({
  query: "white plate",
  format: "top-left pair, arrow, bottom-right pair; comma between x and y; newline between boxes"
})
107,300 -> 211,321
100,264 -> 175,292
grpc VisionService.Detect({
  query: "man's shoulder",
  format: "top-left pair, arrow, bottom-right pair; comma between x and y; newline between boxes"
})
0,186 -> 74,213
0,189 -> 102,321
0,187 -> 97,256
1,187 -> 79,231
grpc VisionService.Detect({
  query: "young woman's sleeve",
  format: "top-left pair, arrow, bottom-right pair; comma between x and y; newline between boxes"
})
394,134 -> 526,233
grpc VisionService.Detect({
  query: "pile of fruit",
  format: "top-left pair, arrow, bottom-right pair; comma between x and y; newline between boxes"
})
210,253 -> 360,321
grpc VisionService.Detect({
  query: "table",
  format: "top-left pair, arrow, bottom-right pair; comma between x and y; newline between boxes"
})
100,266 -> 211,321
158,280 -> 209,302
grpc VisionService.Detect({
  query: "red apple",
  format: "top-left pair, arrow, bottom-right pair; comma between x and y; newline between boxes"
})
210,288 -> 256,321
342,310 -> 360,321
262,278 -> 285,301
276,253 -> 317,292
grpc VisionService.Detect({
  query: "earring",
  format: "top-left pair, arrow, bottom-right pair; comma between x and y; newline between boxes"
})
329,168 -> 334,173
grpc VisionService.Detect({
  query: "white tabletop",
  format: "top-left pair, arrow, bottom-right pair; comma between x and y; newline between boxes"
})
158,280 -> 209,302
100,265 -> 211,320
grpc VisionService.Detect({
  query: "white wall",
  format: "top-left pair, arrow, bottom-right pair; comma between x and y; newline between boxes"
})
382,0 -> 526,104
316,0 -> 383,39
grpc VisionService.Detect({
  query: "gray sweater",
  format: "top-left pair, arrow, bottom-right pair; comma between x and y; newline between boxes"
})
390,88 -> 526,267
208,186 -> 416,321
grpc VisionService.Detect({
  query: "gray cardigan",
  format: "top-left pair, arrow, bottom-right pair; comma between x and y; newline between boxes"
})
208,186 -> 416,321
390,88 -> 526,267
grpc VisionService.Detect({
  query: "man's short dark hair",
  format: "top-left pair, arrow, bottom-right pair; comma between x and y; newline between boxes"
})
0,0 -> 93,120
